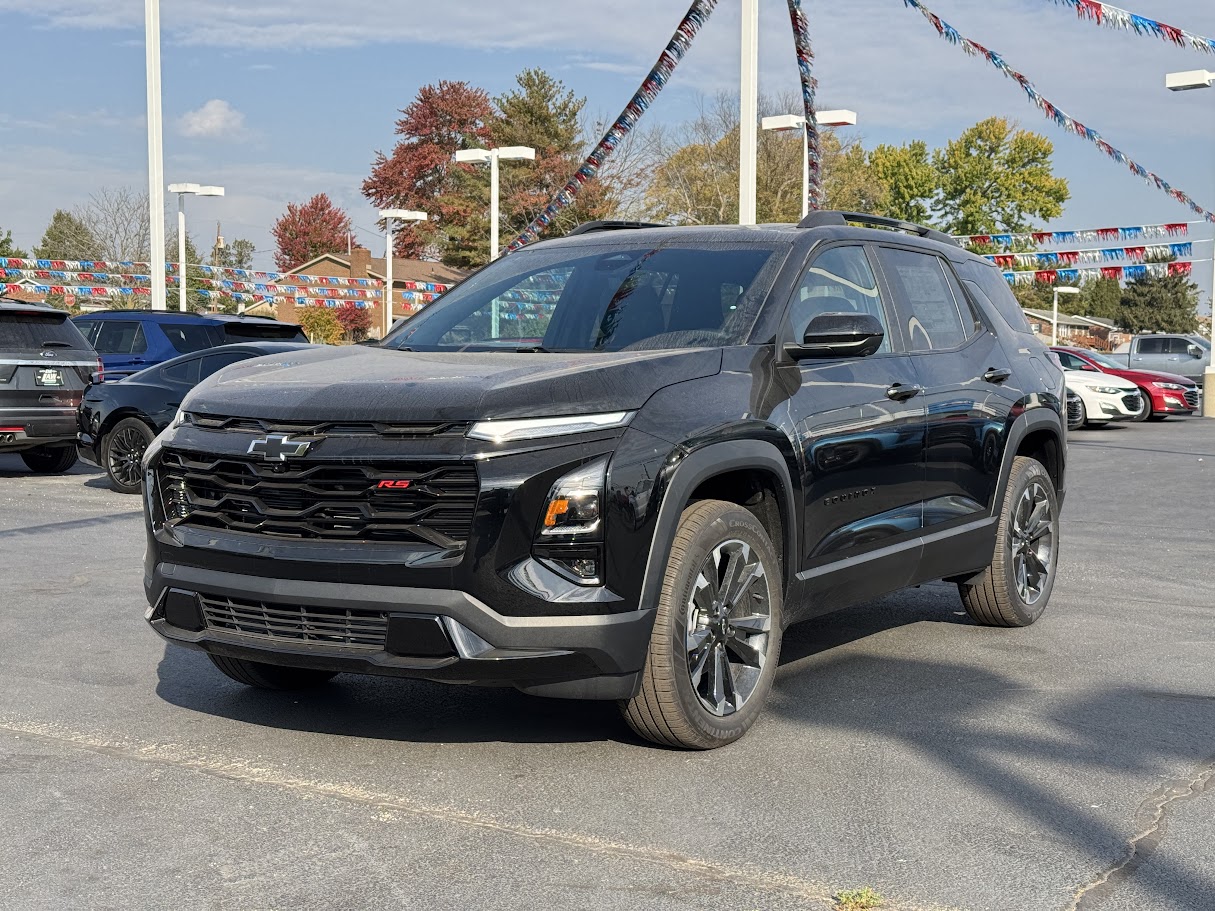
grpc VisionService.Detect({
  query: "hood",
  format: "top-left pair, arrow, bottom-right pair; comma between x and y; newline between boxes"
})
182,345 -> 724,422
1064,370 -> 1138,391
1106,366 -> 1195,386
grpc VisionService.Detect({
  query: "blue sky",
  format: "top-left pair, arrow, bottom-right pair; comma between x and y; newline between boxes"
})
0,0 -> 1212,304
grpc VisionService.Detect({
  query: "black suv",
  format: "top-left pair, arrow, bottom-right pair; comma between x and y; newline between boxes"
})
1,301 -> 98,473
142,213 -> 1067,749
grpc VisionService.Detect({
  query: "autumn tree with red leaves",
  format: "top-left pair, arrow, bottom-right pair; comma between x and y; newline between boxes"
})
271,193 -> 353,271
334,301 -> 373,343
362,81 -> 493,268
362,70 -> 614,270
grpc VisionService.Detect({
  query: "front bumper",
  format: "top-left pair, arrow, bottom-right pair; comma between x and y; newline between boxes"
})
77,431 -> 102,466
145,563 -> 653,700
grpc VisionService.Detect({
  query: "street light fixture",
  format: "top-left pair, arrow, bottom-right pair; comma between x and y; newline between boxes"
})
1166,69 -> 1214,416
454,146 -> 536,262
167,183 -> 224,312
378,208 -> 428,338
1052,285 -> 1080,346
762,109 -> 859,218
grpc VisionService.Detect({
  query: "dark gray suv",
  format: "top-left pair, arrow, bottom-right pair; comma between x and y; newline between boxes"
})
0,301 -> 98,473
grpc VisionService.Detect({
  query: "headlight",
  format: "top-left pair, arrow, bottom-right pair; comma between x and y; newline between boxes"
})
1152,382 -> 1185,391
468,411 -> 632,443
540,458 -> 606,537
1090,386 -> 1125,395
171,409 -> 192,429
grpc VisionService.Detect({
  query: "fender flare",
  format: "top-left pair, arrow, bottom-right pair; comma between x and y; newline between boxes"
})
638,439 -> 799,614
991,404 -> 1065,518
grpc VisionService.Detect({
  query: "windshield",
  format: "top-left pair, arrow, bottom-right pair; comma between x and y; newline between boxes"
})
1189,335 -> 1211,351
381,241 -> 785,353
1082,350 -> 1124,370
0,311 -> 90,350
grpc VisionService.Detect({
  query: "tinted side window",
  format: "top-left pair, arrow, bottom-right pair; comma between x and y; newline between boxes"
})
1163,337 -> 1190,355
199,350 -> 251,380
161,359 -> 200,385
962,261 -> 1033,333
1056,351 -> 1089,370
1136,337 -> 1164,355
878,247 -> 967,352
77,320 -> 102,345
163,323 -> 223,354
93,321 -> 147,355
789,246 -> 891,352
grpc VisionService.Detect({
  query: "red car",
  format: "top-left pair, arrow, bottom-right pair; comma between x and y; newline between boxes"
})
1051,346 -> 1198,420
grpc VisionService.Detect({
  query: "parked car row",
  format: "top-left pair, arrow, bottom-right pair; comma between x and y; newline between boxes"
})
0,301 -> 307,478
1050,344 -> 1202,428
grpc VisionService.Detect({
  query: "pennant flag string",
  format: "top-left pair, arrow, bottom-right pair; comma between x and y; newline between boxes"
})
3,283 -> 150,297
955,222 -> 1195,246
1046,0 -> 1215,55
901,0 -> 1215,223
506,0 -> 718,252
786,0 -> 822,210
985,242 -> 1195,267
1001,259 -> 1203,284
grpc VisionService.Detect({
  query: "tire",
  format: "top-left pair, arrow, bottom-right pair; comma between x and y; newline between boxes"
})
207,654 -> 338,690
102,417 -> 156,494
959,456 -> 1059,627
20,445 -> 78,474
1130,388 -> 1152,422
622,499 -> 783,750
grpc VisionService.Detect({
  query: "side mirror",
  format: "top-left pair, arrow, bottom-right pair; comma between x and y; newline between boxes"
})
1188,345 -> 1203,358
785,312 -> 885,360
89,371 -> 104,385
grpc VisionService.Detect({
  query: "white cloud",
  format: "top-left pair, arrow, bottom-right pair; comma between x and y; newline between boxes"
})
177,99 -> 246,140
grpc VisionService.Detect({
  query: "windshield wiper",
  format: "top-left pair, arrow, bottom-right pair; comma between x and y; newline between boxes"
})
41,340 -> 73,348
514,345 -> 552,353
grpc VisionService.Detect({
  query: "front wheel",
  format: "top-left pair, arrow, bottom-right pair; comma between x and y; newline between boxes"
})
103,417 -> 155,494
20,445 -> 78,474
622,499 -> 783,750
207,654 -> 338,690
1130,388 -> 1152,422
959,456 -> 1059,627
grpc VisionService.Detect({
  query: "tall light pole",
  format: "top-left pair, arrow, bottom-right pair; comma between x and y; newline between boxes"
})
762,110 -> 858,218
167,183 -> 224,312
739,0 -> 759,226
378,209 -> 427,338
1052,285 -> 1080,346
454,146 -> 536,261
1167,69 -> 1215,417
144,0 -> 166,310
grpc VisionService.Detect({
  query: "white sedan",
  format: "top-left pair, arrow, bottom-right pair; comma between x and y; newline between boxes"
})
1064,369 -> 1143,427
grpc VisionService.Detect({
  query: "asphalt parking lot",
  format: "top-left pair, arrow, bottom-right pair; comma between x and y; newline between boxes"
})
0,418 -> 1212,911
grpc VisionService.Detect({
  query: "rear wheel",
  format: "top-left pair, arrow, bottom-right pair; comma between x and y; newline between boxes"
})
20,445 -> 77,474
207,654 -> 338,690
622,499 -> 783,750
1130,388 -> 1152,422
959,456 -> 1059,627
103,417 -> 155,494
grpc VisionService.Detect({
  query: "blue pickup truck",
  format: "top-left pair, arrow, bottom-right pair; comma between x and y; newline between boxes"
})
1111,334 -> 1211,382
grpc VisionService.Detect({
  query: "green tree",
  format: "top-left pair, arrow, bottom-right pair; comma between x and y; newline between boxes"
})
0,227 -> 27,258
867,141 -> 937,224
35,210 -> 100,261
214,237 -> 255,271
932,117 -> 1069,235
1074,277 -> 1121,321
296,305 -> 343,344
1118,260 -> 1200,334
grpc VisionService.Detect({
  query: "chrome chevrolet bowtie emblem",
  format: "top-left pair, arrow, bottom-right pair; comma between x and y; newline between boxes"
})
247,434 -> 311,461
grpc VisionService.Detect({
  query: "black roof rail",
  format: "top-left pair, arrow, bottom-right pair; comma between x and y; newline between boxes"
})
565,220 -> 670,237
798,211 -> 957,246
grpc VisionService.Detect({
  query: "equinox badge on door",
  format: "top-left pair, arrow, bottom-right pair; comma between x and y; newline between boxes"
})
247,434 -> 311,461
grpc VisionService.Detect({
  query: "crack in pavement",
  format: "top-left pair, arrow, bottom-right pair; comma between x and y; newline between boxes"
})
0,716 -> 940,910
1068,756 -> 1215,910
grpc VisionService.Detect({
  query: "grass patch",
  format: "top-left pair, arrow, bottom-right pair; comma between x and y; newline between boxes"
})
835,887 -> 884,910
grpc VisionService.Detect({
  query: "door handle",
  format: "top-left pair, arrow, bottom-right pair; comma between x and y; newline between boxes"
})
982,367 -> 1012,384
886,383 -> 924,401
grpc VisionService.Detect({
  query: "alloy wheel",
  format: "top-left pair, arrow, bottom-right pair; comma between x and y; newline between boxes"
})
684,539 -> 772,717
108,425 -> 149,489
1009,481 -> 1054,605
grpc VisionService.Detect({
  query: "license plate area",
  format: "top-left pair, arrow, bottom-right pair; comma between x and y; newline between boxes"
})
35,368 -> 63,386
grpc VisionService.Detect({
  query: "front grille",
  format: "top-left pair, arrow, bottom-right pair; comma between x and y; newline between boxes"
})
200,594 -> 387,648
1184,387 -> 1199,409
1066,394 -> 1083,425
189,415 -> 468,437
1122,393 -> 1142,412
158,450 -> 477,546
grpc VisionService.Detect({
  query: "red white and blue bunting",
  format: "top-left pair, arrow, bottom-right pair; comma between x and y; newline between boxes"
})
901,0 -> 1215,223
786,0 -> 822,210
3,283 -> 149,297
986,242 -> 1193,267
1002,260 -> 1199,284
1046,1 -> 1215,54
506,0 -> 718,252
956,222 -> 1191,247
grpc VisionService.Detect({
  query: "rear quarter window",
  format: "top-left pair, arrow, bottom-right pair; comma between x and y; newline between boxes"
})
0,312 -> 92,350
961,261 -> 1034,334
162,323 -> 224,353
222,323 -> 306,342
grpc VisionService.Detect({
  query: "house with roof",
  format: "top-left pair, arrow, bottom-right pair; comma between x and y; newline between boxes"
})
1022,308 -> 1129,351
